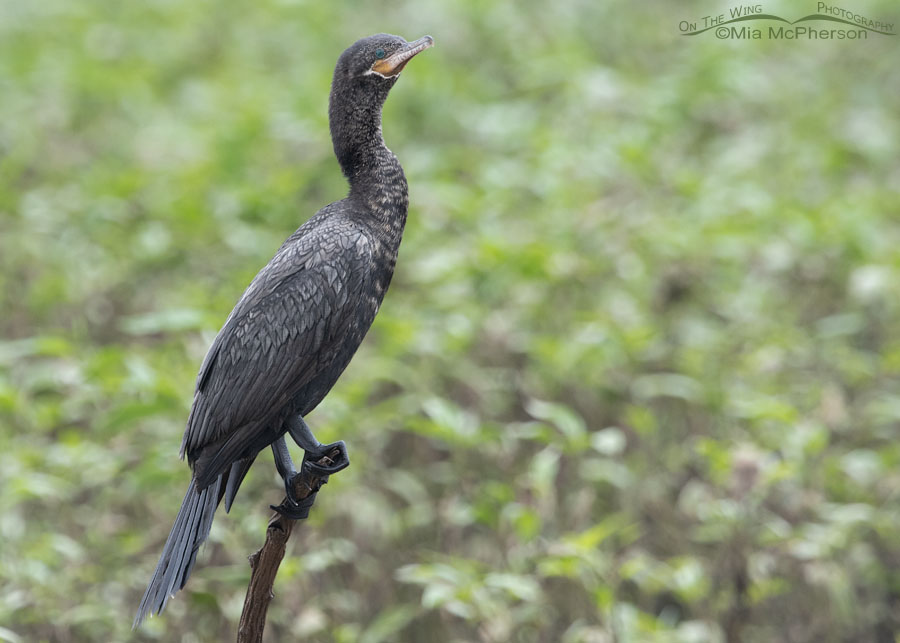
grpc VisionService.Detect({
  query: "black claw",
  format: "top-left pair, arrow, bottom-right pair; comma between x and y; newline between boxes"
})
283,474 -> 303,507
303,440 -> 350,476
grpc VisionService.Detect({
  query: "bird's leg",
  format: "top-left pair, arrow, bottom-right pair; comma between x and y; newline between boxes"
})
270,436 -> 322,519
286,415 -> 350,476
271,436 -> 304,508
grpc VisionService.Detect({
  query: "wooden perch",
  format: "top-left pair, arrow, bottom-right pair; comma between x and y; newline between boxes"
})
236,447 -> 343,643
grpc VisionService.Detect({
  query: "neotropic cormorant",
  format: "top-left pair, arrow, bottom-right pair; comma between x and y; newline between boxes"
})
134,33 -> 433,627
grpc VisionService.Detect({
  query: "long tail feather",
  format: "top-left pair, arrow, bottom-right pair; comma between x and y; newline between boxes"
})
224,457 -> 255,513
133,474 -> 223,628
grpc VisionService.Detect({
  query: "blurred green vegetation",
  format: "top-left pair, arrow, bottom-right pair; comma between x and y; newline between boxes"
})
2,0 -> 899,641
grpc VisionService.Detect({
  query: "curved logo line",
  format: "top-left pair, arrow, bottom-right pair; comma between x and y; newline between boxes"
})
682,13 -> 896,36
791,14 -> 896,35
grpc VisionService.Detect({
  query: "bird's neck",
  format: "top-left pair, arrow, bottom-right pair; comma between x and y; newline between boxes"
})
348,145 -> 409,229
330,95 -> 409,232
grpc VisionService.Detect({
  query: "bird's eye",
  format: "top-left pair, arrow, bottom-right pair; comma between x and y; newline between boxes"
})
375,48 -> 385,59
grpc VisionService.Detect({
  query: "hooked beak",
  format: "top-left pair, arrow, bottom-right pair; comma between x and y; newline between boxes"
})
371,35 -> 434,77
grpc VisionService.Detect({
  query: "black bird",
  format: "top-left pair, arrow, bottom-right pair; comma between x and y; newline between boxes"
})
134,33 -> 433,627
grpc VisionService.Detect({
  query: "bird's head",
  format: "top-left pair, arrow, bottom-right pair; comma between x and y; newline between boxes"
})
333,33 -> 434,91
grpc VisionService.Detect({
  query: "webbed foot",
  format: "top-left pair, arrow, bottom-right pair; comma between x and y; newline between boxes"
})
270,474 -> 318,519
269,435 -> 348,519
302,440 -> 350,476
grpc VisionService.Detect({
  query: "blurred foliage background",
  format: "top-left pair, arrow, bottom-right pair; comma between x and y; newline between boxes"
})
1,0 -> 899,641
